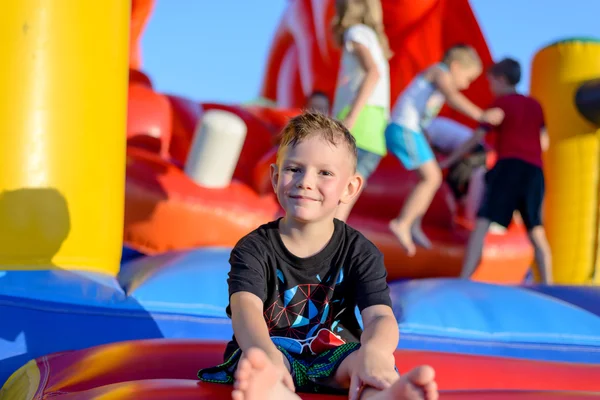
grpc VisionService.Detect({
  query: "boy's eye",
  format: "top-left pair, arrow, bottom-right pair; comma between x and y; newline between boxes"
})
285,166 -> 300,173
320,170 -> 333,176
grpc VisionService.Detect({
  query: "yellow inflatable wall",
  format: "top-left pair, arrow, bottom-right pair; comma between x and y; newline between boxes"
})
0,1 -> 130,276
530,38 -> 600,284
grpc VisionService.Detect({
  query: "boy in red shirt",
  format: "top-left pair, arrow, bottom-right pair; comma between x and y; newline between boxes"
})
439,58 -> 553,284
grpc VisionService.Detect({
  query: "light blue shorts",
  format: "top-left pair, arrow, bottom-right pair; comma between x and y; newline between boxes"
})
356,148 -> 382,180
385,122 -> 435,170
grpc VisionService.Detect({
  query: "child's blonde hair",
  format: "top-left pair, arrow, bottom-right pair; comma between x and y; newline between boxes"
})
332,0 -> 392,59
276,112 -> 357,171
442,44 -> 482,70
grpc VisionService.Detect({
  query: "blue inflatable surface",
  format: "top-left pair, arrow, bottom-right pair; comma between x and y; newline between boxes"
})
2,247 -> 600,385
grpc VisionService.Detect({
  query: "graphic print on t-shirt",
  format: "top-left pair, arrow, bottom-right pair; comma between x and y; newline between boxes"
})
265,268 -> 349,355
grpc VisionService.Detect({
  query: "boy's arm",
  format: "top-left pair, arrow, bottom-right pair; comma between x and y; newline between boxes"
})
540,127 -> 550,152
229,291 -> 283,364
438,127 -> 486,169
354,250 -> 398,352
360,304 -> 399,353
434,68 -> 484,122
227,246 -> 283,365
343,37 -> 381,129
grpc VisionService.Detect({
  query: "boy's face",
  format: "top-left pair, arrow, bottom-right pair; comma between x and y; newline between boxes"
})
271,134 -> 361,224
487,73 -> 506,96
450,62 -> 481,91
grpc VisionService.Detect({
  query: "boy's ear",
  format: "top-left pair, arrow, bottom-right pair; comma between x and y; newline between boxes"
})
269,163 -> 279,192
339,173 -> 363,205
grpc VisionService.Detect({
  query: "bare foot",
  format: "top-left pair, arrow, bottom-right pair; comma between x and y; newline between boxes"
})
231,348 -> 300,400
365,365 -> 438,400
410,222 -> 432,250
389,219 -> 416,256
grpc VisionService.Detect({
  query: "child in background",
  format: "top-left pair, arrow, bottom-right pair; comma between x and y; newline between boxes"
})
331,0 -> 391,222
198,113 -> 438,400
385,44 -> 504,256
306,91 -> 331,115
439,58 -> 552,284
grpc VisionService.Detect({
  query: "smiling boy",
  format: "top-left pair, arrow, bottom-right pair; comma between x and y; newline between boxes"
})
198,112 -> 438,400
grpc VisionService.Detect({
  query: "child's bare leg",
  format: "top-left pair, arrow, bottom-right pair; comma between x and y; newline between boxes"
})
528,226 -> 553,284
390,160 -> 442,256
232,348 -> 300,400
333,351 -> 438,400
411,216 -> 431,250
460,218 -> 491,279
464,167 -> 486,222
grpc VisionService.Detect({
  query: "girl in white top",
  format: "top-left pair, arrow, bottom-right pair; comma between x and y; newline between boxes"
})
331,0 -> 391,222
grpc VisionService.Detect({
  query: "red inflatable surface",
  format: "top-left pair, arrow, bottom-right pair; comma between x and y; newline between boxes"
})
4,340 -> 599,399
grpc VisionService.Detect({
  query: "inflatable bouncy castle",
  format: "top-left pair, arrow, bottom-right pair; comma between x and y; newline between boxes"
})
123,0 -> 533,283
2,1 -> 600,399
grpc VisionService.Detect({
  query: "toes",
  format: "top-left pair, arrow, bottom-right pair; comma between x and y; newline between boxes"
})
231,389 -> 244,400
235,358 -> 252,380
424,381 -> 438,400
406,365 -> 435,386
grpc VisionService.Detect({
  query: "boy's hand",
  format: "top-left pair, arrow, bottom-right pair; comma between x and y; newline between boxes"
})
481,107 -> 504,126
349,345 -> 398,400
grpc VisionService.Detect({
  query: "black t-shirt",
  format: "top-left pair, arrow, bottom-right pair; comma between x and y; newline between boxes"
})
225,218 -> 392,358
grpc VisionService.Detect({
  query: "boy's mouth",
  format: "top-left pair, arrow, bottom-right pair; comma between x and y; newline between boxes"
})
289,194 -> 319,202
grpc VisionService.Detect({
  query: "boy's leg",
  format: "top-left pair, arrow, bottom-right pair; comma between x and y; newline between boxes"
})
519,165 -> 553,284
390,160 -> 442,256
528,226 -> 553,284
460,218 -> 491,278
462,160 -> 517,278
333,350 -> 438,400
464,166 -> 486,222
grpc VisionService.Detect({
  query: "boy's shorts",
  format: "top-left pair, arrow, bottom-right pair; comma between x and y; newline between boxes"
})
385,122 -> 435,170
356,148 -> 382,180
444,143 -> 487,200
198,342 -> 360,394
477,158 -> 544,230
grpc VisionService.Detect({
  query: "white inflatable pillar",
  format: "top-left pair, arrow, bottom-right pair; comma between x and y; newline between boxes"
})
184,110 -> 247,188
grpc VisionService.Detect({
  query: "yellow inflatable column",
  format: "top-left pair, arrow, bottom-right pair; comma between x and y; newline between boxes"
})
530,38 -> 600,284
0,1 -> 130,275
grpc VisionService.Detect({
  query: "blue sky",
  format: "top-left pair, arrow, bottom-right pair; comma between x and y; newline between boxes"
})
141,1 -> 599,104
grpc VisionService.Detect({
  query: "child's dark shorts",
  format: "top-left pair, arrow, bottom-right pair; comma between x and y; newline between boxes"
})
445,143 -> 487,200
477,158 -> 545,230
198,342 -> 360,394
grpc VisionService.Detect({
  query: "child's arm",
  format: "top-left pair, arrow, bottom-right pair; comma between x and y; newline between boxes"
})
230,292 -> 282,363
434,69 -> 503,125
348,252 -> 399,395
360,305 -> 399,353
438,127 -> 486,169
343,41 -> 381,129
227,246 -> 295,389
540,127 -> 550,152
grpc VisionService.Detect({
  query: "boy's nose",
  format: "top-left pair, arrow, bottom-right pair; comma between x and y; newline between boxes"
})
296,172 -> 315,190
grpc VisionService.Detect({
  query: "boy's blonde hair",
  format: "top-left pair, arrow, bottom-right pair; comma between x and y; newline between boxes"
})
443,44 -> 482,70
332,0 -> 392,59
276,112 -> 357,172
